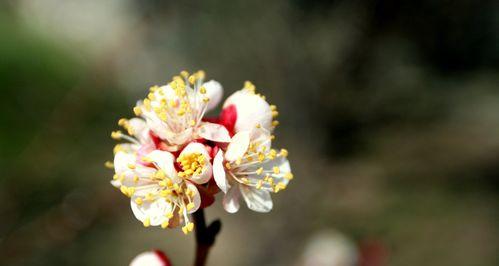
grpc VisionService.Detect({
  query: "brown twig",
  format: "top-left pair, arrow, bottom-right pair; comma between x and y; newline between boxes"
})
192,209 -> 221,266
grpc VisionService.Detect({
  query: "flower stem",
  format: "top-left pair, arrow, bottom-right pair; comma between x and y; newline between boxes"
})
192,209 -> 221,266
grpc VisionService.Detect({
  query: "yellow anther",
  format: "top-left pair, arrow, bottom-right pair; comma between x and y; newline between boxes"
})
166,212 -> 174,219
133,175 -> 140,183
241,177 -> 250,184
180,70 -> 190,78
178,153 -> 205,178
128,187 -> 135,196
148,92 -> 156,101
188,75 -> 196,84
256,123 -> 261,129
104,161 -> 114,169
186,222 -> 194,232
118,118 -> 128,126
134,197 -> 143,205
199,86 -> 207,94
270,105 -> 277,111
272,120 -> 279,127
256,167 -> 264,175
277,182 -> 287,190
236,158 -> 242,165
203,97 -> 210,103
258,153 -> 265,162
189,120 -> 196,126
225,162 -> 232,169
113,144 -> 123,154
187,202 -> 195,211
273,166 -> 280,174
128,163 -> 136,169
182,226 -> 189,234
256,180 -> 263,189
161,220 -> 169,229
279,149 -> 288,157
160,190 -> 172,197
284,172 -> 294,180
196,70 -> 206,80
155,170 -> 166,179
267,177 -> 274,185
111,130 -> 122,140
143,217 -> 151,227
113,174 -> 119,180
272,111 -> 279,117
133,106 -> 142,116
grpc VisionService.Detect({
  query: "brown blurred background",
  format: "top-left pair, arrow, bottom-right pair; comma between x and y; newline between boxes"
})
1,0 -> 498,265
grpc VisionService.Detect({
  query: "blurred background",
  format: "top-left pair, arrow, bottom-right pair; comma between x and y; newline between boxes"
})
1,0 -> 498,265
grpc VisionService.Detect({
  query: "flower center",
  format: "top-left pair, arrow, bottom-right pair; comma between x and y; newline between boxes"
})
177,152 -> 206,178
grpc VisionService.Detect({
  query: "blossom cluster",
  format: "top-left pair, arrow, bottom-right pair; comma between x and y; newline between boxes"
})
107,70 -> 293,234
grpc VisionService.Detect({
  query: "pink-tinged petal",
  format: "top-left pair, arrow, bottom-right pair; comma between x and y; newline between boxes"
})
186,182 -> 201,214
223,89 -> 272,134
225,131 -> 250,161
239,185 -> 273,213
213,150 -> 229,193
202,80 -> 223,112
130,250 -> 172,266
223,185 -> 241,213
197,122 -> 231,143
219,104 -> 237,134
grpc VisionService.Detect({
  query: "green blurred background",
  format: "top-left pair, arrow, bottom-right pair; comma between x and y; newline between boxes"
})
1,0 -> 498,265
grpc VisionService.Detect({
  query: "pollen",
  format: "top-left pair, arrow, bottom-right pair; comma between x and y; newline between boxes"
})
104,161 -> 114,169
135,197 -> 143,205
161,220 -> 169,229
273,166 -> 280,174
284,172 -> 294,180
187,202 -> 195,211
143,217 -> 151,227
133,106 -> 142,115
177,153 -> 206,178
111,130 -> 122,140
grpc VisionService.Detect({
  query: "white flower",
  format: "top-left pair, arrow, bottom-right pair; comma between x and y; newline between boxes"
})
213,130 -> 293,213
133,71 -> 230,150
111,142 -> 213,234
130,250 -> 171,266
221,81 -> 279,137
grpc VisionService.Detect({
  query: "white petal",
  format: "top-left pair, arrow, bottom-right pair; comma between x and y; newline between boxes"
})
131,196 -> 172,226
128,118 -> 151,144
197,122 -> 231,143
223,185 -> 241,213
191,162 -> 212,184
213,150 -> 229,193
248,155 -> 291,189
114,151 -> 136,175
114,151 -> 156,186
239,185 -> 273,213
225,131 -> 250,161
203,80 -> 223,112
186,182 -> 201,214
145,150 -> 178,182
180,142 -> 210,158
223,89 -> 272,134
130,251 -> 168,266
